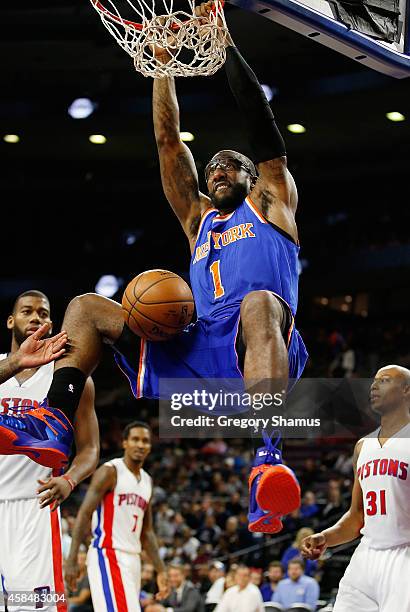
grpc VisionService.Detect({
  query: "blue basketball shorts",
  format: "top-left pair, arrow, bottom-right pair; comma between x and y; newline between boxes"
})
113,304 -> 308,400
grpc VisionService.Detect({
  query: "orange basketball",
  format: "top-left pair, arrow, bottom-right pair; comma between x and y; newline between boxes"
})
122,269 -> 194,341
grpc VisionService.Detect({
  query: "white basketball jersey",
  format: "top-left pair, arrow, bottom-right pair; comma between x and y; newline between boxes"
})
358,423 -> 410,549
0,353 -> 53,500
91,457 -> 152,554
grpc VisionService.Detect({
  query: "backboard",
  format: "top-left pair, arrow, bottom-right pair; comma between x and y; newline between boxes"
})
230,0 -> 410,78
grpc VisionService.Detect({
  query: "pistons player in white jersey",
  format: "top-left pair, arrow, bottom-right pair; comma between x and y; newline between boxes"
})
65,421 -> 169,612
302,364 -> 410,612
0,290 -> 99,612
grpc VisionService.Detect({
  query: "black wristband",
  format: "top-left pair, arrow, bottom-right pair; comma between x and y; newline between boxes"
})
225,45 -> 286,164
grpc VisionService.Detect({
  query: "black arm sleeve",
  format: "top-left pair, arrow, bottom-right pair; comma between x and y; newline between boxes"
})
224,45 -> 286,164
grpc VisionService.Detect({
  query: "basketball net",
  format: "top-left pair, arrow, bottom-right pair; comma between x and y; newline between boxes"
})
90,0 -> 228,77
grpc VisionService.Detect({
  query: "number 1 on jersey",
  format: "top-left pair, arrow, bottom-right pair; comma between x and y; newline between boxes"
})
210,260 -> 225,299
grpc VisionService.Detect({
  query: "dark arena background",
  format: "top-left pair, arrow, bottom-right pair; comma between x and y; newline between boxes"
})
1,2 -> 409,610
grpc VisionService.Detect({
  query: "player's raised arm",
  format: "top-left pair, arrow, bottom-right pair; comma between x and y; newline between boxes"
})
153,74 -> 211,241
301,440 -> 365,560
65,464 -> 116,591
216,6 -> 298,241
37,377 -> 100,510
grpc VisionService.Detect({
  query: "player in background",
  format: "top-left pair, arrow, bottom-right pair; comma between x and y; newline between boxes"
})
65,421 -> 169,612
0,3 -> 307,534
302,365 -> 410,611
0,290 -> 99,612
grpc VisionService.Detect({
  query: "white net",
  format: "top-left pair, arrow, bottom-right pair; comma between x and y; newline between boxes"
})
90,0 -> 228,77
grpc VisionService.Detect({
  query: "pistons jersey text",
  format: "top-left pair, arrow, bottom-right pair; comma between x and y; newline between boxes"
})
357,423 -> 410,548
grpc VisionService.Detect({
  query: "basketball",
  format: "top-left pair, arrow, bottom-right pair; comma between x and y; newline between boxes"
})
121,269 -> 195,341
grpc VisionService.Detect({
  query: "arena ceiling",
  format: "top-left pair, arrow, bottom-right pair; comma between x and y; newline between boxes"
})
1,2 -> 409,166
0,2 -> 409,289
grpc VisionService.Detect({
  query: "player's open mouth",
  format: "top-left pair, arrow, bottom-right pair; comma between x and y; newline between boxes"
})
26,327 -> 41,334
214,182 -> 230,193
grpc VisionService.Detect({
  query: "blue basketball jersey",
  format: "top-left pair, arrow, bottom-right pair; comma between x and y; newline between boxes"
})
190,196 -> 300,321
114,195 -> 308,402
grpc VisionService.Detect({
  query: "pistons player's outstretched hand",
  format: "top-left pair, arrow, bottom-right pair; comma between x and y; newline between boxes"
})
37,475 -> 73,511
156,570 -> 170,600
301,532 -> 328,560
65,557 -> 80,593
16,322 -> 68,369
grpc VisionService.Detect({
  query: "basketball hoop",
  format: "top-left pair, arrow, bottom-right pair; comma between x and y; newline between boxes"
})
90,0 -> 228,77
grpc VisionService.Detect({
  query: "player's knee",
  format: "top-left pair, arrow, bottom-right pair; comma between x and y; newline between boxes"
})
66,292 -> 124,341
66,293 -> 101,320
241,290 -> 284,338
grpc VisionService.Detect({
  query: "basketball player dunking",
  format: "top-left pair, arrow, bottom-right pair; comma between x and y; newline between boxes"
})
0,4 -> 307,534
302,365 -> 410,612
65,421 -> 169,611
0,291 -> 99,612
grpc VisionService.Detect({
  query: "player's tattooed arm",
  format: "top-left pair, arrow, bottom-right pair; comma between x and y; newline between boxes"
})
65,465 -> 116,592
38,378 -> 100,510
141,502 -> 170,600
152,76 -> 211,241
0,323 -> 67,384
0,353 -> 23,385
301,440 -> 365,560
251,174 -> 299,243
215,7 -> 299,241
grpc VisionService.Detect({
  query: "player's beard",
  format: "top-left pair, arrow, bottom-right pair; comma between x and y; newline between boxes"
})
209,182 -> 248,212
13,325 -> 28,348
13,324 -> 51,348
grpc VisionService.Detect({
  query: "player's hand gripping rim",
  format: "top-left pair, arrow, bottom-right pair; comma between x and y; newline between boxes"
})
147,0 -> 228,66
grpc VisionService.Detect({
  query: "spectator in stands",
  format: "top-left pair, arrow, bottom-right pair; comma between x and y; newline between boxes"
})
299,457 -> 320,490
161,564 -> 204,612
281,528 -> 318,577
225,516 -> 253,552
140,563 -> 157,607
141,563 -> 157,595
250,568 -> 263,587
205,561 -> 226,609
260,561 -> 284,602
213,500 -> 229,529
272,559 -> 319,610
333,448 -> 353,476
226,492 -> 243,515
141,591 -> 155,609
67,550 -> 92,612
322,479 -> 347,520
155,503 -> 177,541
224,569 -> 237,591
146,604 -> 167,612
300,491 -> 320,519
181,526 -> 200,560
215,565 -> 264,612
198,514 -> 222,546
